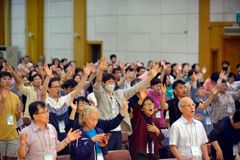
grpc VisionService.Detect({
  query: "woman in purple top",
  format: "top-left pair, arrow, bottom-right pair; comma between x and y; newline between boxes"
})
129,87 -> 164,160
147,77 -> 169,127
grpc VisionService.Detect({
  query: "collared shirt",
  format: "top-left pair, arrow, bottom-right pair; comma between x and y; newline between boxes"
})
169,116 -> 208,159
19,122 -> 58,160
45,93 -> 71,110
211,91 -> 240,124
18,84 -> 41,117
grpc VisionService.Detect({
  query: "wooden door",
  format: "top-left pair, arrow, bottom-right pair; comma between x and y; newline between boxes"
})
222,36 -> 240,73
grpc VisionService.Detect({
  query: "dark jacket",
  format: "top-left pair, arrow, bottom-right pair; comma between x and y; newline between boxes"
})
70,127 -> 108,160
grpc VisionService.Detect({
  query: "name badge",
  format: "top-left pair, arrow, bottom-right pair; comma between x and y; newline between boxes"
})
58,121 -> 66,133
233,144 -> 238,156
191,146 -> 201,156
205,117 -> 211,125
97,153 -> 104,160
156,111 -> 161,118
44,153 -> 53,160
227,106 -> 233,113
7,114 -> 14,125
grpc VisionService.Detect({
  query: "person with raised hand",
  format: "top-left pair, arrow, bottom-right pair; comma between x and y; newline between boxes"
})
93,57 -> 160,150
17,101 -> 82,160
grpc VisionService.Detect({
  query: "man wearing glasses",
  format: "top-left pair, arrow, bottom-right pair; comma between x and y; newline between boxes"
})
17,101 -> 81,160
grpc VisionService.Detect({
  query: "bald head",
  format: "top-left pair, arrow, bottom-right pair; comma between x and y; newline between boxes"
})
178,97 -> 195,118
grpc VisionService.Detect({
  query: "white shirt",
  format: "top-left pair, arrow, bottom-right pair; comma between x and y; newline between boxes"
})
45,94 -> 71,110
169,116 -> 208,160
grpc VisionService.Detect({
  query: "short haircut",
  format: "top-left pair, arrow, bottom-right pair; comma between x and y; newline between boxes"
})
236,64 -> 240,69
221,60 -> 230,66
74,96 -> 90,105
150,77 -> 161,86
228,72 -> 236,80
172,79 -> 185,90
112,66 -> 121,74
29,101 -> 46,120
171,63 -> 177,70
125,66 -> 135,73
191,63 -> 199,70
0,71 -> 12,79
130,78 -> 142,87
182,63 -> 189,69
188,69 -> 196,78
75,67 -> 83,74
102,72 -> 115,83
141,96 -> 154,108
48,77 -> 60,88
136,66 -> 145,73
233,110 -> 240,123
29,73 -> 41,82
210,72 -> 219,82
79,105 -> 99,126
62,79 -> 77,89
110,54 -> 117,59
63,63 -> 71,72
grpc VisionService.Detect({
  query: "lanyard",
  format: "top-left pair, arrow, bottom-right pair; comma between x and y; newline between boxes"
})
185,122 -> 198,146
36,127 -> 52,154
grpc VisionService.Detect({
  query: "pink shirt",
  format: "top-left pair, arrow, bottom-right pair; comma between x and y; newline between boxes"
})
147,90 -> 169,127
19,122 -> 59,160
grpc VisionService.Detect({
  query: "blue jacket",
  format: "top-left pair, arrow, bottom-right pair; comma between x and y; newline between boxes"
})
70,127 -> 108,160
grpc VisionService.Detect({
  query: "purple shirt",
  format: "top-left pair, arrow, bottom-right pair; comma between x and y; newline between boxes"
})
147,89 -> 169,127
19,122 -> 59,160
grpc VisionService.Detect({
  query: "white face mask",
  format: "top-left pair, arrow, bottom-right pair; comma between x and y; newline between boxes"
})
105,84 -> 115,92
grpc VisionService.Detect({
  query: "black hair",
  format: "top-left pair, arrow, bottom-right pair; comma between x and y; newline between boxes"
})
62,79 -> 77,89
75,67 -> 83,74
28,70 -> 38,81
74,96 -> 90,105
30,74 -> 42,82
188,69 -> 196,78
52,58 -> 60,65
73,73 -> 81,80
228,72 -> 236,81
172,79 -> 185,90
136,66 -> 145,73
102,73 -> 115,83
0,71 -> 12,79
221,60 -> 230,66
131,78 -> 142,87
162,74 -> 170,86
29,101 -> 46,120
182,63 -> 189,69
232,110 -> 240,123
150,77 -> 161,86
110,54 -> 117,60
236,64 -> 240,69
125,66 -> 135,73
191,63 -> 199,70
210,72 -> 220,82
112,66 -> 121,74
48,77 -> 60,88
171,63 -> 177,70
63,63 -> 71,72
60,58 -> 67,63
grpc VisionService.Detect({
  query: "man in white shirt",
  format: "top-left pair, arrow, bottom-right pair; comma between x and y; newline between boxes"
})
169,97 -> 209,160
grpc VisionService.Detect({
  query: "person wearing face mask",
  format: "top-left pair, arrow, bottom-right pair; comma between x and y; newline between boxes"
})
93,57 -> 160,150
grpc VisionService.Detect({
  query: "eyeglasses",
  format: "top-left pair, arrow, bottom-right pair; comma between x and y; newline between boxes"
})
35,110 -> 49,115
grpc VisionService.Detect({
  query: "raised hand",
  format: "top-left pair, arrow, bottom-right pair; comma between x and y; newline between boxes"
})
43,64 -> 52,77
120,99 -> 129,117
67,128 -> 82,142
139,87 -> 147,101
201,66 -> 207,74
148,64 -> 160,78
70,98 -> 77,111
147,123 -> 160,135
160,84 -> 166,94
219,71 -> 226,80
99,57 -> 108,71
83,63 -> 92,76
211,86 -> 219,95
4,63 -> 14,73
19,133 -> 28,146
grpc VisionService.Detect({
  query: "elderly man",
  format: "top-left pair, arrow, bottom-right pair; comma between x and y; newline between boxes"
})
169,97 -> 209,160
